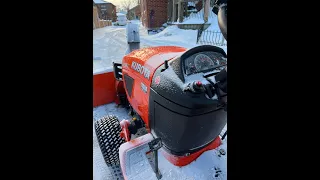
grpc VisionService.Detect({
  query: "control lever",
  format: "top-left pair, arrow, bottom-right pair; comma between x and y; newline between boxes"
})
148,138 -> 162,179
204,84 -> 214,98
206,77 -> 227,109
207,77 -> 223,103
214,68 -> 227,93
183,81 -> 205,93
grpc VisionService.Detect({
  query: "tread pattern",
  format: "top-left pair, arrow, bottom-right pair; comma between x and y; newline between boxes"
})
95,115 -> 125,166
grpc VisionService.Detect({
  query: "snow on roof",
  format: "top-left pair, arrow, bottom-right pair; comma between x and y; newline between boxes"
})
93,0 -> 109,4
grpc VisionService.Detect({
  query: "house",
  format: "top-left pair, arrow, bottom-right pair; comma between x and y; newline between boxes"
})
168,0 -> 204,23
140,0 -> 206,29
93,0 -> 117,22
167,0 -> 212,23
127,5 -> 141,20
93,2 -> 112,29
140,0 -> 168,29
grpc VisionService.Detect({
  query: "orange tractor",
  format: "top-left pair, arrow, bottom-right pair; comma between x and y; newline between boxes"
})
94,1 -> 227,179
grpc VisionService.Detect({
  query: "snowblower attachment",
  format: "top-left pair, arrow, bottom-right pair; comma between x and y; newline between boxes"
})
126,22 -> 140,54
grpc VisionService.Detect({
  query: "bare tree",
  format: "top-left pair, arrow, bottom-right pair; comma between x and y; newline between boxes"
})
121,0 -> 139,11
121,0 -> 132,11
134,0 -> 140,5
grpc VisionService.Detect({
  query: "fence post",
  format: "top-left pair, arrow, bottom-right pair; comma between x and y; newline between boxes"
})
197,23 -> 205,43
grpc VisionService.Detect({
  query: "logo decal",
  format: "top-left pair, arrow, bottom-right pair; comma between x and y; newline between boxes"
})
141,83 -> 147,93
155,76 -> 161,85
131,61 -> 150,80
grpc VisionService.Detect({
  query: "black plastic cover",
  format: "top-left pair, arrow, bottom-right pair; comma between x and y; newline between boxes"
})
149,89 -> 227,155
124,74 -> 134,97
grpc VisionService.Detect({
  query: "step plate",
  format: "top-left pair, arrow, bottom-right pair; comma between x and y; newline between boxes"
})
119,133 -> 159,180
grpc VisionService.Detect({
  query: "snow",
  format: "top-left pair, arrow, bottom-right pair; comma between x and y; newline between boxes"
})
93,18 -> 226,75
93,103 -> 227,180
142,26 -> 198,48
117,13 -> 126,16
188,2 -> 196,7
93,0 -> 109,4
93,21 -> 199,74
93,25 -> 128,74
205,23 -> 221,31
174,7 -> 217,25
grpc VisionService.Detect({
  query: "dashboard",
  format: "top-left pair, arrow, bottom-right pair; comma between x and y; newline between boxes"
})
184,51 -> 227,76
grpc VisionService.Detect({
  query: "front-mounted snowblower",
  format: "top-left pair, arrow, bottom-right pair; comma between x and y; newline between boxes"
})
94,1 -> 227,179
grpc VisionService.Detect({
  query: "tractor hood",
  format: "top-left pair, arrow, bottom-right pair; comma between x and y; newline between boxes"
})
122,46 -> 186,87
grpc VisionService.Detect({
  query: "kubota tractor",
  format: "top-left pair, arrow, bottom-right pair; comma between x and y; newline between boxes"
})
94,1 -> 227,179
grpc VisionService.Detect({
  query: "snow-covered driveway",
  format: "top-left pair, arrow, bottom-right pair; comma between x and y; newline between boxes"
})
93,26 -> 128,73
93,22 -> 198,74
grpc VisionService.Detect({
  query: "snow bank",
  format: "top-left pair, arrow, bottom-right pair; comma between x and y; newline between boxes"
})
116,13 -> 125,16
205,19 -> 220,31
175,7 -> 218,25
129,20 -> 141,24
141,25 -> 198,48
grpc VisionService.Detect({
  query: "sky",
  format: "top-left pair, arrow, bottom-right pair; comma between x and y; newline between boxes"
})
106,0 -> 121,7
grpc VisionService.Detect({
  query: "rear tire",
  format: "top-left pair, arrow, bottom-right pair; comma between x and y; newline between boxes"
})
94,115 -> 125,166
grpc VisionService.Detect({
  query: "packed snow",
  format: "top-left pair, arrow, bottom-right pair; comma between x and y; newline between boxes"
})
93,21 -> 199,74
93,103 -> 227,180
142,26 -> 198,48
117,13 -> 126,16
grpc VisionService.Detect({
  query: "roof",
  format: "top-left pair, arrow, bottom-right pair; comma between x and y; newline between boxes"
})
93,0 -> 109,4
131,5 -> 140,10
128,5 -> 140,12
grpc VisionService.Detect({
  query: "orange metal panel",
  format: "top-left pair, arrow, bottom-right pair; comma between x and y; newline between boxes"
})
93,72 -> 116,107
161,137 -> 222,167
122,46 -> 186,127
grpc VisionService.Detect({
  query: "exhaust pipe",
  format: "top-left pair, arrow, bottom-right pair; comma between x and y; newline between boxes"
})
126,22 -> 140,54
